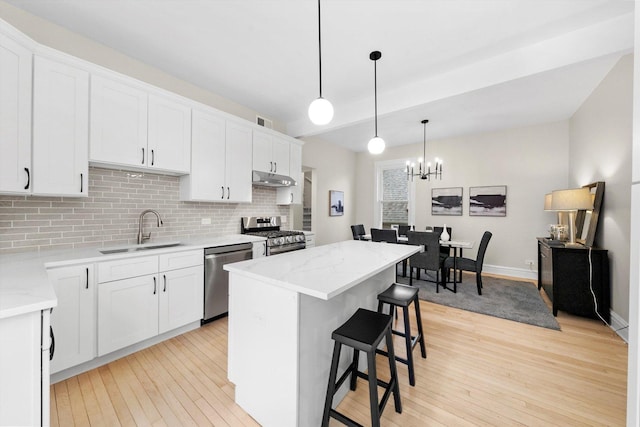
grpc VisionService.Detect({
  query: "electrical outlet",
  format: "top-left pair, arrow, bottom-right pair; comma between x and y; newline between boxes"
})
201,217 -> 211,225
525,259 -> 534,269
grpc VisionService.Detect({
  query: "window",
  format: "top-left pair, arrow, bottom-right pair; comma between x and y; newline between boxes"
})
374,160 -> 415,228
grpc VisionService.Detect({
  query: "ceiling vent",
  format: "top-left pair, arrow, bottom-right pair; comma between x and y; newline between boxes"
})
256,115 -> 273,129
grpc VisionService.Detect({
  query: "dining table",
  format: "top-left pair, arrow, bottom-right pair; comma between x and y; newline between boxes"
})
365,234 -> 473,287
439,240 -> 475,292
396,236 -> 474,290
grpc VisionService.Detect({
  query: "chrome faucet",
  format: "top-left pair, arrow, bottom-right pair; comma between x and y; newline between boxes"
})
137,209 -> 163,244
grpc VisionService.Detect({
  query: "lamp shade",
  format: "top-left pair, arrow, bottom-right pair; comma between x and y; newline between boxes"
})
368,136 -> 385,154
550,188 -> 593,211
308,97 -> 334,125
544,193 -> 553,210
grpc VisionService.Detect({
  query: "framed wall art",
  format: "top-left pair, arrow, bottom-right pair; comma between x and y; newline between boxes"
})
431,187 -> 463,216
329,190 -> 344,216
469,185 -> 507,216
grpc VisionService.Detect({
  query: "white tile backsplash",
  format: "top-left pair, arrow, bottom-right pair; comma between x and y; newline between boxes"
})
0,167 -> 288,254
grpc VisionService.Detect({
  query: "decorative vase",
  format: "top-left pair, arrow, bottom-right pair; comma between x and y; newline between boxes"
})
441,224 -> 450,241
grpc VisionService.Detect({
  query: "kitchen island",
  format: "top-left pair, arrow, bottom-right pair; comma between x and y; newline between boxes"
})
224,239 -> 420,427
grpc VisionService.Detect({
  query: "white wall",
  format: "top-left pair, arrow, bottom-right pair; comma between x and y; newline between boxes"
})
569,54 -> 633,322
300,137 -> 357,246
354,121 -> 570,278
628,7 -> 640,425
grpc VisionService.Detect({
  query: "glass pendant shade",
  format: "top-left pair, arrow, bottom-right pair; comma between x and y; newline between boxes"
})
308,97 -> 334,125
368,136 -> 385,154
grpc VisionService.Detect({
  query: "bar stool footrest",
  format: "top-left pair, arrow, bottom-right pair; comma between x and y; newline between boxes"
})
329,409 -> 363,427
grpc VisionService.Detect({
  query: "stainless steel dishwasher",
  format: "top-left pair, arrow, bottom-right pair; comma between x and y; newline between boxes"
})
203,242 -> 253,323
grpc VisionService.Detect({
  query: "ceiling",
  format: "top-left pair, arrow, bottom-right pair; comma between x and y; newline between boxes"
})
4,0 -> 634,152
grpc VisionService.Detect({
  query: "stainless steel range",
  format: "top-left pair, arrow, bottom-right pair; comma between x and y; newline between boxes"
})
241,216 -> 305,255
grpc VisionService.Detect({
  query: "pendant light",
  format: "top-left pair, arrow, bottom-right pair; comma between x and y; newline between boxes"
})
308,0 -> 334,125
368,51 -> 385,154
406,119 -> 443,181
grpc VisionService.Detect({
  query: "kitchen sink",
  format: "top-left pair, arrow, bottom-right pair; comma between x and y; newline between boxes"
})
99,242 -> 183,255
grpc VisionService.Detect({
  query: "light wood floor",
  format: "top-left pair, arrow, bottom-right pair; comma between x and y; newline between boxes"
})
51,275 -> 628,426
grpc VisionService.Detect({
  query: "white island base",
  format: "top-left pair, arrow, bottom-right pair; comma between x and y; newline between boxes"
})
225,240 -> 419,427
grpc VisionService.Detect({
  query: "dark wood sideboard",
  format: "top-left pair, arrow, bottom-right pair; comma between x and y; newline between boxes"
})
537,238 -> 610,322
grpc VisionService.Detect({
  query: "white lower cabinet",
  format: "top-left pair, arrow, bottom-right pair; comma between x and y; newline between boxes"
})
48,264 -> 95,373
159,265 -> 204,334
0,309 -> 50,427
98,273 -> 159,356
304,232 -> 316,248
252,241 -> 267,258
97,250 -> 203,356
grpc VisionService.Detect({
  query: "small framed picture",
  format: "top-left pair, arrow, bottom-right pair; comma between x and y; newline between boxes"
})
431,187 -> 463,216
329,190 -> 344,216
469,185 -> 507,216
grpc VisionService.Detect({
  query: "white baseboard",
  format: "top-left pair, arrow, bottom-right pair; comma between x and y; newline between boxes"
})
483,264 -> 629,342
609,310 -> 629,343
483,264 -> 538,281
51,321 -> 201,384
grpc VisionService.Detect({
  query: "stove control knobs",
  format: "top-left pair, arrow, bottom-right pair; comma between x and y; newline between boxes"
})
273,237 -> 285,245
296,235 -> 305,243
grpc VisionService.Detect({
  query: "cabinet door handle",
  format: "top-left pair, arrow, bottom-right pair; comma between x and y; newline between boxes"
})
221,186 -> 225,199
227,187 -> 230,199
274,162 -> 277,173
151,149 -> 155,166
85,267 -> 89,289
290,193 -> 293,203
80,173 -> 84,193
142,148 -> 145,165
49,326 -> 55,361
270,161 -> 273,172
24,167 -> 30,190
163,274 -> 167,292
153,276 -> 157,295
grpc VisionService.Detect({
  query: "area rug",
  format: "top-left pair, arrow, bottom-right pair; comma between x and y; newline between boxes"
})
396,271 -> 561,330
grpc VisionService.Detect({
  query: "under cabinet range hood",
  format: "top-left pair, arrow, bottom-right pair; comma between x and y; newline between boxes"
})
252,170 -> 297,187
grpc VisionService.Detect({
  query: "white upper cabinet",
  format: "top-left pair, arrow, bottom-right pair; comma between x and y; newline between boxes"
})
253,130 -> 290,176
32,56 -> 89,197
147,94 -> 191,173
90,74 -> 191,174
181,109 -> 226,201
277,142 -> 303,205
225,120 -> 253,202
180,111 -> 252,202
90,74 -> 148,169
0,33 -> 32,194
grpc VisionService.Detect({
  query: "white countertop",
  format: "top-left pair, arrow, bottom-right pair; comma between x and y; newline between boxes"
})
224,239 -> 420,300
0,234 -> 265,320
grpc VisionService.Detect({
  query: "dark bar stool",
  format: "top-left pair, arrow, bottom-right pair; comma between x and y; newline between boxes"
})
322,308 -> 402,427
376,283 -> 426,386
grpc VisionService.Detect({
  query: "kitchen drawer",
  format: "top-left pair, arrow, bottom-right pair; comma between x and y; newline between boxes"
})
97,255 -> 158,283
159,249 -> 203,271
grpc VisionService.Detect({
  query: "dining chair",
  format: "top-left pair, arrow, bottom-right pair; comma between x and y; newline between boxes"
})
371,228 -> 403,279
351,224 -> 366,240
371,228 -> 398,243
406,231 -> 447,290
442,231 -> 492,295
398,225 -> 412,237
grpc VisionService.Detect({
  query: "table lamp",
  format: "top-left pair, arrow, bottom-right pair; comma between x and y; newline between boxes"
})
550,188 -> 594,247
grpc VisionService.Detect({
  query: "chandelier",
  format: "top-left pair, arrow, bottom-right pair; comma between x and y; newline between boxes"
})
407,119 -> 442,181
